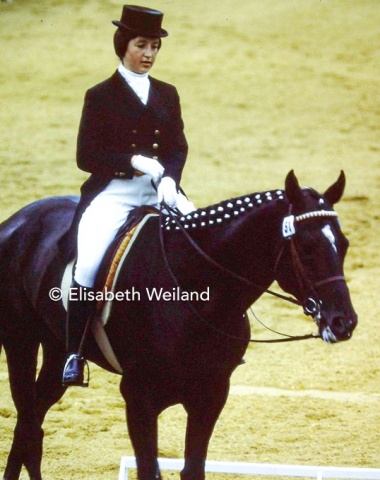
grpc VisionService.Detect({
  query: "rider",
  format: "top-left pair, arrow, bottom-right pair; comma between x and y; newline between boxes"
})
62,5 -> 194,387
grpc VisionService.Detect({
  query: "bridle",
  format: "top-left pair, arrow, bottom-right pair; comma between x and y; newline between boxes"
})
278,209 -> 345,322
158,202 -> 344,344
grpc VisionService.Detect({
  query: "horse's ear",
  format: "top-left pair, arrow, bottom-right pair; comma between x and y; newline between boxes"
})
285,170 -> 304,206
324,170 -> 346,205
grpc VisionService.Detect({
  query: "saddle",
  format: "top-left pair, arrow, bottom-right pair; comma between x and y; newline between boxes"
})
92,206 -> 160,373
61,206 -> 160,374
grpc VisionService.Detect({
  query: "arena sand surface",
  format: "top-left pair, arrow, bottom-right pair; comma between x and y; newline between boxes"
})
0,1 -> 379,479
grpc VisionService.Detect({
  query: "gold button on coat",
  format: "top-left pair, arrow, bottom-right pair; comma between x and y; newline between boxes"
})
153,143 -> 159,149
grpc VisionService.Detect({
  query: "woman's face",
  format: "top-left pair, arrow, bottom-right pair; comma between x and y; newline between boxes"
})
123,36 -> 160,74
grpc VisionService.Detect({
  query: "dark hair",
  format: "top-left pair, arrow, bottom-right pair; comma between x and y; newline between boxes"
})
113,28 -> 162,60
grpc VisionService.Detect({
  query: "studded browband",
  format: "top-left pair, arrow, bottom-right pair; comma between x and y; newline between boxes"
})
282,210 -> 338,238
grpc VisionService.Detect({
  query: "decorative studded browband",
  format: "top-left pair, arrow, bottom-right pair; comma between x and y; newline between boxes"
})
282,210 -> 338,238
295,210 -> 338,222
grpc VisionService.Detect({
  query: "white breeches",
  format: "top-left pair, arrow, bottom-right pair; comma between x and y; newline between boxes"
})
74,175 -> 193,288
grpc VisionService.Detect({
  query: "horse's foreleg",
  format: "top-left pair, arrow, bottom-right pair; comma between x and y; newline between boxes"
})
120,374 -> 161,480
3,336 -> 43,480
181,377 -> 230,480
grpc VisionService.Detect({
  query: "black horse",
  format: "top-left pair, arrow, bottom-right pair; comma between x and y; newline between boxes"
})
0,171 -> 357,480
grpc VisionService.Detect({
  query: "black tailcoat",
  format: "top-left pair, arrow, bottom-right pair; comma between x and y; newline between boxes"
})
78,69 -> 188,210
62,70 -> 188,254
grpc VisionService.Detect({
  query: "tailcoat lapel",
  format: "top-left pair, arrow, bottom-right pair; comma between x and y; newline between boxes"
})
112,71 -> 147,119
111,71 -> 169,123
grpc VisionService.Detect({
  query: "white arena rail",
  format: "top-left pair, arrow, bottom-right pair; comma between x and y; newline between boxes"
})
118,457 -> 380,480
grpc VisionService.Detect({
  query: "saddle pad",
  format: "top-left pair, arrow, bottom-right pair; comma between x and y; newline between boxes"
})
94,212 -> 158,374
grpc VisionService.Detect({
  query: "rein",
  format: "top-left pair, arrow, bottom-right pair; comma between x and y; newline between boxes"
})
160,204 -> 302,306
158,203 -> 318,344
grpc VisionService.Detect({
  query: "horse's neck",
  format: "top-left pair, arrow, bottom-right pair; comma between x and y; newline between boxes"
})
164,189 -> 286,233
164,189 -> 288,308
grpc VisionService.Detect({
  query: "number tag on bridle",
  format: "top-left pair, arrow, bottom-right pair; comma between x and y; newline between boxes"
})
282,215 -> 296,238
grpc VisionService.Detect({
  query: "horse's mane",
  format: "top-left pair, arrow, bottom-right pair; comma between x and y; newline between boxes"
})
163,189 -> 287,232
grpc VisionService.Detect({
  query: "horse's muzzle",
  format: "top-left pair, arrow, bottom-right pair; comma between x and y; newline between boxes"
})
319,310 -> 358,343
303,294 -> 357,344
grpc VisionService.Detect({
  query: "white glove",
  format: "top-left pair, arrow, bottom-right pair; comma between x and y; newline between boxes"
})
131,155 -> 164,184
157,176 -> 178,207
176,193 -> 196,215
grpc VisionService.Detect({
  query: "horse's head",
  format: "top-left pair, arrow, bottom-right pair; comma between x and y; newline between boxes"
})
275,171 -> 357,343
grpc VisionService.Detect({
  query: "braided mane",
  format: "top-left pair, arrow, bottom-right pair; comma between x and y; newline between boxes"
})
163,189 -> 286,231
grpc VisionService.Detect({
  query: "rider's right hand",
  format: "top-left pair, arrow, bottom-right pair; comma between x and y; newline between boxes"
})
131,155 -> 164,184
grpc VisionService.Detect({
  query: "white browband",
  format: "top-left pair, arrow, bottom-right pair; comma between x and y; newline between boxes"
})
282,210 -> 338,238
295,210 -> 338,222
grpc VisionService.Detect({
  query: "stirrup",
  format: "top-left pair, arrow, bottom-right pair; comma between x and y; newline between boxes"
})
62,354 -> 90,387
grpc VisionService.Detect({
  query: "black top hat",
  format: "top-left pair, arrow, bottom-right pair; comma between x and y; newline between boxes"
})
112,5 -> 168,38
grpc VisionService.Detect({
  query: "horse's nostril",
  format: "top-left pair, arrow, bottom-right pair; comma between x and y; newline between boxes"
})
330,314 -> 355,339
332,316 -> 346,330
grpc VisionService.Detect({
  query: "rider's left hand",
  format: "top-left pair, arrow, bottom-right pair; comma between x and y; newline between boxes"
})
157,176 -> 177,208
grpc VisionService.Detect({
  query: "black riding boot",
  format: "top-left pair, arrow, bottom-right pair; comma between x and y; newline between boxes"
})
62,281 -> 95,387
